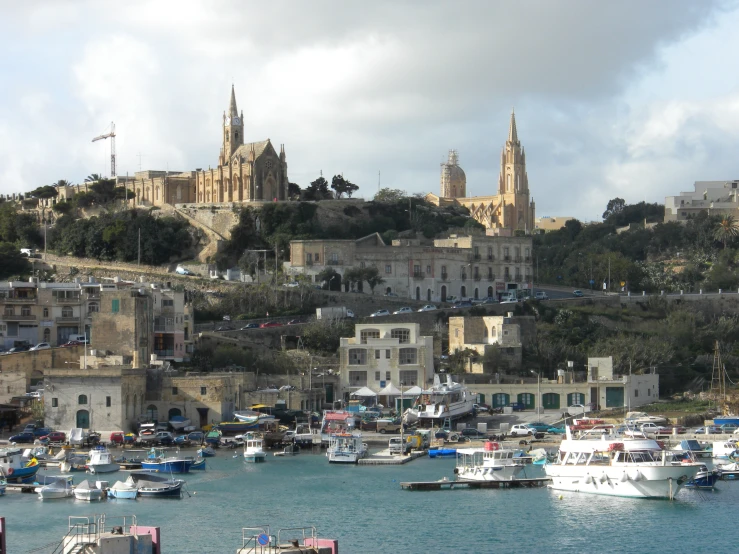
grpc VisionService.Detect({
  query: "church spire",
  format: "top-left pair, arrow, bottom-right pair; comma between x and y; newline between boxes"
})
228,84 -> 238,118
508,108 -> 518,143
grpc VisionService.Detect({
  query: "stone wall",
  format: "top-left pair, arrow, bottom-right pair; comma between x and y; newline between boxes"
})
174,205 -> 240,240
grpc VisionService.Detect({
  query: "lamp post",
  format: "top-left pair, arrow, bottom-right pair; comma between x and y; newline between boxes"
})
399,382 -> 405,456
530,370 -> 540,418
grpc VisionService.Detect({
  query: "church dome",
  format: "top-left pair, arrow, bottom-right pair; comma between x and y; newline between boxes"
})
441,150 -> 466,198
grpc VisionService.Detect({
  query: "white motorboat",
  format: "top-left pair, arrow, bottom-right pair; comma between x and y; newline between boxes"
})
243,433 -> 267,463
107,480 -> 138,499
36,475 -> 74,500
404,374 -> 474,424
624,412 -> 668,426
320,411 -> 357,444
73,479 -> 104,501
544,431 -> 702,499
68,428 -> 89,446
455,442 -> 533,482
274,444 -> 300,457
712,439 -> 739,460
327,433 -> 368,464
87,446 -> 120,474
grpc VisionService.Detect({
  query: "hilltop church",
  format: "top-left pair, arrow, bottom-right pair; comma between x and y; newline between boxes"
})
123,86 -> 289,207
425,111 -> 535,234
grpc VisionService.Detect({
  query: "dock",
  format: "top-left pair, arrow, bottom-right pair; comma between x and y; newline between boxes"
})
358,450 -> 427,465
400,477 -> 550,491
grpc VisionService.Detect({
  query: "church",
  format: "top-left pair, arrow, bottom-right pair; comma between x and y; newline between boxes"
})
123,86 -> 289,207
425,110 -> 535,234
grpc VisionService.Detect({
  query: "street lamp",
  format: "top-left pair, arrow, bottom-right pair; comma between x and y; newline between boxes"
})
399,382 -> 405,456
530,370 -> 540,419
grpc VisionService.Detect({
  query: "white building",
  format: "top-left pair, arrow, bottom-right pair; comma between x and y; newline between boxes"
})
665,179 -> 739,222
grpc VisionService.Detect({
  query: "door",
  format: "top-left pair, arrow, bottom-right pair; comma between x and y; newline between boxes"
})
168,408 -> 182,420
542,393 -> 560,410
441,286 -> 447,303
415,287 -> 420,300
488,286 -> 493,297
605,387 -> 624,408
590,387 -> 598,408
76,410 -> 90,429
517,393 -> 534,410
492,393 -> 509,408
196,407 -> 209,428
427,289 -> 431,301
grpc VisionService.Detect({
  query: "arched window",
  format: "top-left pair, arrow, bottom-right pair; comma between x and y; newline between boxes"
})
62,306 -> 73,318
43,307 -> 49,318
168,407 -> 182,420
146,404 -> 158,421
78,394 -> 88,405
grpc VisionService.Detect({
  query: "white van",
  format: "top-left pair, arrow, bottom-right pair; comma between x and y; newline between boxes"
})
68,334 -> 88,343
499,292 -> 517,303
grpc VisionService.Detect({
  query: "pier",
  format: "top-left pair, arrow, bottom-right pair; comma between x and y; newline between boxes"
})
400,477 -> 550,491
358,449 -> 427,465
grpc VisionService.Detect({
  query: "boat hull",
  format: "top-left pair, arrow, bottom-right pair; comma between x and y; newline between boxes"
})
88,463 -> 120,474
108,490 -> 137,499
190,458 -> 206,470
141,459 -> 191,473
5,465 -> 40,484
428,449 -> 456,458
328,452 -> 362,463
137,482 -> 183,497
37,488 -> 73,500
244,453 -> 266,463
456,464 -> 527,481
74,490 -> 103,501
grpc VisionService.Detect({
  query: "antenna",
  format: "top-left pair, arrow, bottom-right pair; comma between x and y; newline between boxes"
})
378,170 -> 381,192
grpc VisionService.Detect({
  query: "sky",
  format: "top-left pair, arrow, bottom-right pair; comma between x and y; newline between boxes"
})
1,0 -> 739,221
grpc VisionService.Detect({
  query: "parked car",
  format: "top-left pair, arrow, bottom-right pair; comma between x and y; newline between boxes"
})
154,431 -> 175,445
393,307 -> 413,315
639,423 -> 663,434
110,432 -> 125,445
33,427 -> 52,437
481,297 -> 498,304
30,342 -> 51,351
376,419 -> 403,434
283,281 -> 300,288
573,290 -> 584,297
388,436 -> 410,454
9,432 -> 36,443
216,325 -> 233,331
370,309 -> 390,317
452,301 -> 473,309
508,402 -> 525,412
460,428 -> 488,440
721,424 -> 738,434
7,344 -> 31,353
509,424 -> 536,437
695,425 -> 722,434
473,403 -> 490,413
40,431 -> 66,443
417,304 -> 437,312
175,265 -> 195,276
527,422 -> 551,433
384,292 -> 399,297
240,323 -> 260,330
187,431 -> 205,444
547,426 -> 566,434
61,340 -> 84,347
534,291 -> 549,300
25,391 -> 42,399
259,321 -> 283,328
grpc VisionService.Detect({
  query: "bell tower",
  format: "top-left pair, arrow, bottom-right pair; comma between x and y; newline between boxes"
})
498,109 -> 529,195
222,85 -> 244,164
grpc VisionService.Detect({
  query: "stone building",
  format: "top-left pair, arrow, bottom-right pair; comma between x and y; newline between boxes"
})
338,322 -> 434,400
285,232 -> 534,302
535,216 -> 574,232
664,179 -> 739,222
0,347 -> 82,403
426,111 -> 536,234
448,314 -> 524,372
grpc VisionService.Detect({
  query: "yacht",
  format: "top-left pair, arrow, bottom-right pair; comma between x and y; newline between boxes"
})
544,430 -> 702,499
327,433 -> 368,464
455,442 -> 534,482
87,446 -> 120,474
404,375 -> 475,424
243,433 -> 267,463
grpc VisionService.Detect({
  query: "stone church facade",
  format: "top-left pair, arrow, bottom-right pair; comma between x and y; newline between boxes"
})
426,111 -> 535,235
124,86 -> 288,207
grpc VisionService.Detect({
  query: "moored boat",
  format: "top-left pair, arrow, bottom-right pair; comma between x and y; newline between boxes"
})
716,461 -> 739,480
674,439 -> 712,459
36,475 -> 74,500
404,374 -> 475,424
243,433 -> 267,463
455,442 -> 532,481
428,448 -> 457,458
274,444 -> 300,457
712,439 -> 739,460
169,415 -> 192,431
73,479 -> 104,501
190,457 -> 206,470
197,446 -> 216,458
327,433 -> 368,464
126,471 -> 184,498
0,447 -> 41,483
107,480 -> 138,499
87,446 -> 120,474
684,464 -> 719,490
140,448 -> 191,474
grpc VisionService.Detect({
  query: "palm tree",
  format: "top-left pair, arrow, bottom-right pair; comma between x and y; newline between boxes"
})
52,179 -> 71,187
714,215 -> 739,249
84,174 -> 102,183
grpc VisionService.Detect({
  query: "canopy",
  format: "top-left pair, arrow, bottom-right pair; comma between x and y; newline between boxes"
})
378,383 -> 402,396
402,386 -> 423,395
350,387 -> 377,397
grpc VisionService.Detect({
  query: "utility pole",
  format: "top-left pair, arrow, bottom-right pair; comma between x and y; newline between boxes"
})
138,228 -> 141,267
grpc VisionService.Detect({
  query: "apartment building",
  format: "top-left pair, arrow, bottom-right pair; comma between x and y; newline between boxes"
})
448,314 -> 524,371
665,180 -> 739,222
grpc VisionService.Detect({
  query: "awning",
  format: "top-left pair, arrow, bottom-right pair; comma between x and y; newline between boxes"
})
402,386 -> 423,395
350,387 -> 377,397
378,383 -> 401,396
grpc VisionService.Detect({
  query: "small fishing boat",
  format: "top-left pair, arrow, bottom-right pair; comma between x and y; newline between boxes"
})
0,448 -> 41,483
204,429 -> 222,446
674,440 -> 712,459
428,448 -> 457,458
684,464 -> 719,490
87,446 -> 120,474
274,444 -> 300,457
73,479 -> 104,501
218,420 -> 260,434
197,447 -> 216,458
169,415 -> 192,431
243,433 -> 267,463
107,480 -> 138,499
140,448 -> 192,474
126,471 -> 184,498
327,433 -> 368,464
36,475 -> 75,500
190,457 -> 206,470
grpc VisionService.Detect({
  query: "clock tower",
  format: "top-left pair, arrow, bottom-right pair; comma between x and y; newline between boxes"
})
222,84 -> 244,162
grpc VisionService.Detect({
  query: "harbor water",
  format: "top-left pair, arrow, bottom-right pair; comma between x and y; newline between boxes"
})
3,451 -> 738,553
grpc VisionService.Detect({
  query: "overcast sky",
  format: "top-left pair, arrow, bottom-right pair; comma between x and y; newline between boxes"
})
1,0 -> 738,220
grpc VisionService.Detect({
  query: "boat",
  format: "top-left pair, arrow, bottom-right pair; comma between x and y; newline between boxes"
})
625,412 -> 668,426
0,447 -> 41,483
140,448 -> 192,473
0,477 -> 5,496
73,479 -> 104,501
320,411 -> 357,444
190,457 -> 206,470
712,440 -> 739,460
243,433 -> 267,463
68,428 -> 89,446
87,446 -> 121,474
428,448 -> 457,458
674,439 -> 712,459
544,431 -> 702,499
197,446 -> 216,458
204,429 -> 222,446
404,374 -> 475,424
107,480 -> 138,499
274,444 -> 301,457
327,433 -> 368,464
716,461 -> 739,480
233,409 -> 276,424
168,415 -> 192,431
455,442 -> 533,481
36,475 -> 75,500
126,471 -> 184,498
684,464 -> 719,490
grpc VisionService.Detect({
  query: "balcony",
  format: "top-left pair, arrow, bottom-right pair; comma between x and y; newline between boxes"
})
473,274 -> 481,281
460,274 -> 467,281
487,274 -> 495,281
412,272 -> 425,280
504,274 -> 511,282
487,255 -> 495,261
504,256 -> 511,262
514,257 -> 522,263
2,297 -> 37,304
53,297 -> 81,306
524,256 -> 531,263
327,259 -> 343,266
154,349 -> 175,357
3,314 -> 37,321
514,275 -> 523,283
56,316 -> 80,324
155,325 -> 176,333
468,253 -> 481,261
440,273 -> 449,281
159,305 -> 175,314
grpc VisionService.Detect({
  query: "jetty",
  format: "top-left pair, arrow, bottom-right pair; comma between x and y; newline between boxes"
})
400,477 -> 550,491
358,449 -> 426,465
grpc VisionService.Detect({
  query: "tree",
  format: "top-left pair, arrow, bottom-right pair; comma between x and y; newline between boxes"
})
85,174 -> 102,183
602,197 -> 625,221
331,175 -> 359,199
28,185 -> 58,199
714,215 -> 739,249
373,188 -> 406,203
52,200 -> 73,216
0,242 -> 31,279
53,179 -> 72,188
316,267 -> 341,290
288,182 -> 301,200
343,266 -> 364,292
304,176 -> 332,201
363,266 -> 385,294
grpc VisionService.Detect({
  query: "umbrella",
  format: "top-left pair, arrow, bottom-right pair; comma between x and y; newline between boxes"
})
378,383 -> 402,396
350,386 -> 377,397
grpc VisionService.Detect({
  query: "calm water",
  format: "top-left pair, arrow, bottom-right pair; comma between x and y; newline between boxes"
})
2,452 -> 736,553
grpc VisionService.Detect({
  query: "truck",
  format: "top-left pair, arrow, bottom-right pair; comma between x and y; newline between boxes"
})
316,307 -> 355,320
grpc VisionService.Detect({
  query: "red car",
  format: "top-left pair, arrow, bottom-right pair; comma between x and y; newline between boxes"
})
41,431 -> 66,443
110,432 -> 125,445
259,321 -> 283,328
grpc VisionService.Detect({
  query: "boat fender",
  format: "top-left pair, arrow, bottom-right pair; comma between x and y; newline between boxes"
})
599,474 -> 607,484
620,472 -> 629,482
453,467 -> 459,474
584,474 -> 593,484
7,467 -> 13,476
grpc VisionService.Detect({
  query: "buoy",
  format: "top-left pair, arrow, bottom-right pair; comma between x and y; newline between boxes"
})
7,467 -> 13,476
558,495 -> 563,500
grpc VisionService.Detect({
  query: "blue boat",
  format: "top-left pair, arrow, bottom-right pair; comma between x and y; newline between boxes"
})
0,448 -> 41,484
126,472 -> 184,498
685,465 -> 720,489
190,457 -> 206,470
428,448 -> 457,458
140,448 -> 191,474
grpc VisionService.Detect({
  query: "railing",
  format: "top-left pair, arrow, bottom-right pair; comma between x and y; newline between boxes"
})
504,274 -> 511,281
473,275 -> 481,281
52,515 -> 137,554
3,314 -> 37,321
468,253 -> 481,261
488,273 -> 495,281
487,255 -> 495,261
514,275 -> 523,282
514,257 -> 522,263
154,349 -> 175,357
241,526 -> 273,553
278,527 -> 317,552
504,256 -> 511,262
154,325 -> 176,332
412,272 -> 425,280
2,297 -> 37,304
440,273 -> 448,281
327,259 -> 342,266
460,274 -> 467,281
56,316 -> 80,324
524,256 -> 531,263
53,296 -> 81,304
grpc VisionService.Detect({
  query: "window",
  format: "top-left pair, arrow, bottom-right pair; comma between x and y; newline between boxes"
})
375,349 -> 380,359
78,394 -> 88,405
3,306 -> 13,316
399,370 -> 418,386
385,264 -> 392,274
21,306 -> 31,316
330,252 -> 339,264
399,348 -> 417,365
385,371 -> 391,380
43,308 -> 49,318
375,371 -> 381,381
172,387 -> 178,395
87,303 -> 99,314
162,299 -> 174,307
455,328 -> 459,338
360,329 -> 380,344
112,299 -> 120,313
635,390 -> 639,397
307,253 -> 312,263
647,389 -> 651,396
201,387 -> 207,395
426,265 -> 431,274
52,398 -> 58,407
106,396 -> 111,407
61,306 -> 73,318
386,349 -> 390,359
487,247 -> 493,260
491,327 -> 497,337
391,328 -> 410,344
348,349 -> 367,365
314,253 -> 319,262
43,328 -> 50,342
348,371 -> 367,386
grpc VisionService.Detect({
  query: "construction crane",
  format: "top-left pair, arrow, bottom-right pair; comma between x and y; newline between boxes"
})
91,121 -> 116,177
